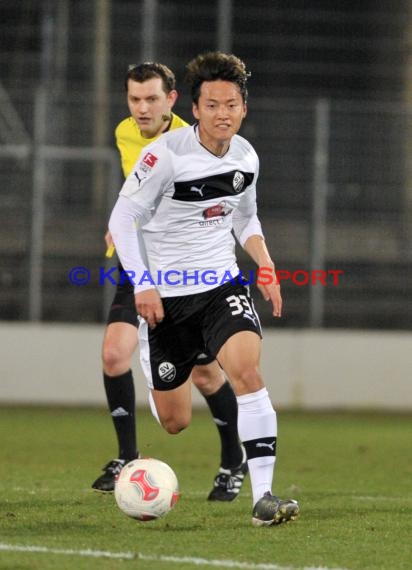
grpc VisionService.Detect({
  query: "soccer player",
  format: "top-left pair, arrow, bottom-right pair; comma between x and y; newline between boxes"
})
108,52 -> 300,526
92,62 -> 247,501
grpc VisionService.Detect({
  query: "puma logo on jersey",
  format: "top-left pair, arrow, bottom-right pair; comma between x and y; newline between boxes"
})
256,441 -> 276,451
190,184 -> 205,197
134,171 -> 145,185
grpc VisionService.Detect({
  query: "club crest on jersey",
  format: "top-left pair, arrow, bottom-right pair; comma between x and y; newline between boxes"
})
202,201 -> 232,219
142,152 -> 158,168
233,171 -> 245,193
158,361 -> 176,383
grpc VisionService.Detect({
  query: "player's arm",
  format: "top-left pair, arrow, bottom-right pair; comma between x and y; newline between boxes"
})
109,142 -> 171,282
241,235 -> 281,317
232,162 -> 263,246
108,196 -> 152,292
105,120 -> 140,258
108,195 -> 164,328
232,180 -> 282,318
108,143 -> 172,327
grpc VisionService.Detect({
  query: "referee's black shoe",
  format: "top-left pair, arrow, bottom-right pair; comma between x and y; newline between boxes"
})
91,459 -> 128,492
207,449 -> 248,502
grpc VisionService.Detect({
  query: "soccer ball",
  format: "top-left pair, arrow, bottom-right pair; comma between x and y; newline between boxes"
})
114,458 -> 180,521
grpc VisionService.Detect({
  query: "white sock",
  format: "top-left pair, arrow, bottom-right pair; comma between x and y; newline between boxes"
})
237,388 -> 277,505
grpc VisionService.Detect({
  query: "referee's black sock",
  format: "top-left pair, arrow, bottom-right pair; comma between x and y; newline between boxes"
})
103,370 -> 138,461
204,381 -> 243,470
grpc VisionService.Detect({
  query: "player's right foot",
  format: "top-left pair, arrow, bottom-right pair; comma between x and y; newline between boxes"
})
91,459 -> 128,492
251,492 -> 300,526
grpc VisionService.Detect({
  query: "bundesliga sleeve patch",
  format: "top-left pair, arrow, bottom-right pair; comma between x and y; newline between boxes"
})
142,152 -> 158,168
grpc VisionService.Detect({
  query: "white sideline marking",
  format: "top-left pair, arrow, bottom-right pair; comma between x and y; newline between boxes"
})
0,543 -> 350,570
0,543 -> 133,559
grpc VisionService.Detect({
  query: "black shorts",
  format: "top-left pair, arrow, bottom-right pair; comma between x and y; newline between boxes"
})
106,263 -> 137,326
139,276 -> 262,391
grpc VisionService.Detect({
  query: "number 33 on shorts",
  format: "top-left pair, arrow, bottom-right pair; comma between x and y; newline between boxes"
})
225,293 -> 261,330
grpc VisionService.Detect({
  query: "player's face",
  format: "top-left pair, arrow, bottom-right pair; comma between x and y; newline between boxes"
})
192,80 -> 247,156
127,77 -> 177,138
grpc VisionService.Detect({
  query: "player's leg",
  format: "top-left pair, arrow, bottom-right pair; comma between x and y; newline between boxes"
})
191,360 -> 247,501
192,361 -> 243,469
217,330 -> 272,504
101,320 -> 139,459
150,380 -> 192,434
138,315 -> 194,435
203,279 -> 299,524
217,330 -> 299,525
92,282 -> 139,492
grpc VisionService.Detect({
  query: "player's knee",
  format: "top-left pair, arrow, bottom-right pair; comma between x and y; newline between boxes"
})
102,340 -> 131,375
160,413 -> 191,435
191,366 -> 224,395
231,364 -> 263,393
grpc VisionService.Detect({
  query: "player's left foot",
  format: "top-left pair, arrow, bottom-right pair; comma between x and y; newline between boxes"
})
207,448 -> 248,502
251,492 -> 300,526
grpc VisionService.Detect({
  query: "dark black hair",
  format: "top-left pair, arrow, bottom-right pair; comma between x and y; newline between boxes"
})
125,62 -> 176,93
185,51 -> 250,104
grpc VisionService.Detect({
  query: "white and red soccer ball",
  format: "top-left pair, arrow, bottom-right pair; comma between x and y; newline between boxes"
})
114,458 -> 180,521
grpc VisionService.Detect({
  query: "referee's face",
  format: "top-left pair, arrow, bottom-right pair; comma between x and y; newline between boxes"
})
127,77 -> 177,139
192,80 -> 247,156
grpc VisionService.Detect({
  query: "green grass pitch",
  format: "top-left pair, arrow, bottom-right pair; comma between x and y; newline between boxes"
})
0,406 -> 410,570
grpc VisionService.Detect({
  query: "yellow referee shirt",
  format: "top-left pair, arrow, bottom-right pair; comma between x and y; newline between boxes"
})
115,113 -> 189,178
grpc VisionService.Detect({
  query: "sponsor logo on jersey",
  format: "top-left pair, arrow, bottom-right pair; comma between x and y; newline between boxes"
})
199,218 -> 224,227
142,152 -> 158,168
202,201 -> 232,220
158,361 -> 176,383
233,171 -> 245,192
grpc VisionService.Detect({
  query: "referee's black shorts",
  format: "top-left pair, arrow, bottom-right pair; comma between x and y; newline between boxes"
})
139,276 -> 262,391
106,263 -> 137,327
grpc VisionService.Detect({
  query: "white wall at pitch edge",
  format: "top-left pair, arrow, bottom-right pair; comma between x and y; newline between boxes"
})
0,323 -> 411,410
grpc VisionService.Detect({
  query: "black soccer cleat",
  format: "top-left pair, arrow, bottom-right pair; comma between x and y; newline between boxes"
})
91,459 -> 128,492
252,492 -> 300,526
207,449 -> 248,502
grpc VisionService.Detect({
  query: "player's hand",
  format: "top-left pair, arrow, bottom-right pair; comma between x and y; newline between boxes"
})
135,289 -> 164,329
257,273 -> 282,318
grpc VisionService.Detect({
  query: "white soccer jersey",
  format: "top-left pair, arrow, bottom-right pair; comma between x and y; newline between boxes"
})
109,124 -> 264,297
